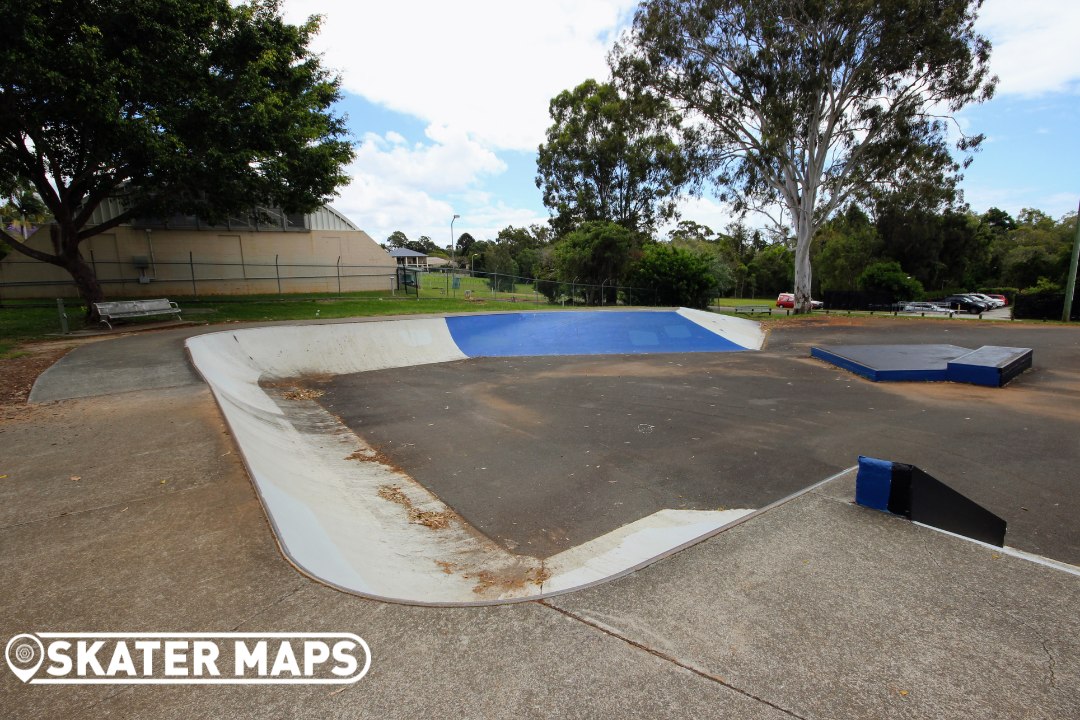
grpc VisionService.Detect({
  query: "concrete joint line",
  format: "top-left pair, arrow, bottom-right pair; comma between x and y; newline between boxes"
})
538,601 -> 810,720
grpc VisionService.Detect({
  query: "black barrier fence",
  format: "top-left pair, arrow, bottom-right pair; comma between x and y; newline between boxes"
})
821,290 -> 899,311
1013,289 -> 1080,321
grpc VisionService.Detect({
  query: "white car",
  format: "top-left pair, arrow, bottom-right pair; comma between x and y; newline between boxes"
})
969,293 -> 1004,308
902,302 -> 956,316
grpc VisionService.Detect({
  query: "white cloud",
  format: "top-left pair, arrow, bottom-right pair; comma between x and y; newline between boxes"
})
667,195 -> 759,237
959,185 -> 1077,220
332,132 -> 545,243
977,0 -> 1080,96
354,126 -> 506,194
282,0 -> 637,151
332,172 -> 454,244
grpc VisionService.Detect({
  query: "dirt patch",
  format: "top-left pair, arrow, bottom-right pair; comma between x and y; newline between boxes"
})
763,313 -> 884,330
464,562 -> 550,595
346,447 -> 395,465
376,483 -> 458,530
274,387 -> 323,401
531,357 -> 716,381
0,343 -> 75,410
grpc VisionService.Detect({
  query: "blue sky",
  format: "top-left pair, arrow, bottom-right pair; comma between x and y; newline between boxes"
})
283,1 -> 1079,247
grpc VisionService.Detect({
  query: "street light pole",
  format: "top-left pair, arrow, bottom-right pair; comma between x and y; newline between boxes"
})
450,214 -> 460,268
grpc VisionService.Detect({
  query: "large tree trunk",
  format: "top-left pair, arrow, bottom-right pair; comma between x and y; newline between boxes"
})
3,224 -> 107,322
64,254 -> 105,321
53,226 -> 105,322
793,215 -> 814,314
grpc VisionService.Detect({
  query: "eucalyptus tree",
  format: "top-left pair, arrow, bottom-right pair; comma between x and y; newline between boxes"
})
536,79 -> 690,236
615,0 -> 995,312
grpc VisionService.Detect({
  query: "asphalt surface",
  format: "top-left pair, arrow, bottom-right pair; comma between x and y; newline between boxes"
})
5,312 -> 1078,719
318,317 -> 1080,563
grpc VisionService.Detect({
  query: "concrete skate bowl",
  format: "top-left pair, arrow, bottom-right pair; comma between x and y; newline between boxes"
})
186,309 -> 767,605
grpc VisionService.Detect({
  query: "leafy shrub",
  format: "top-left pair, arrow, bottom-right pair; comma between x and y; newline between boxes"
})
856,261 -> 924,301
627,243 -> 718,309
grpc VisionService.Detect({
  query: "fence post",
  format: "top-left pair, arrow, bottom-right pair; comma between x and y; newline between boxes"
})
275,254 -> 281,295
57,298 -> 69,334
336,256 -> 342,295
189,251 -> 197,297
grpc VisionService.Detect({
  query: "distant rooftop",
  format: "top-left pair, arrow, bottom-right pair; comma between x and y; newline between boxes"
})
87,197 -> 362,233
388,248 -> 427,258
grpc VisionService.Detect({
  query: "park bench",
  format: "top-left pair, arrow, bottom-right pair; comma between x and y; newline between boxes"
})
734,305 -> 772,315
94,298 -> 182,329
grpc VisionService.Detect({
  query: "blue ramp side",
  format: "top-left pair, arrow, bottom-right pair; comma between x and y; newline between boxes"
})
446,311 -> 748,358
813,344 -> 971,383
855,456 -> 894,511
947,346 -> 1033,387
811,346 -> 881,381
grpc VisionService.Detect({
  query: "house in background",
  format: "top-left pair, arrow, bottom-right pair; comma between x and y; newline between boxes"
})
0,203 -> 398,299
388,247 -> 429,270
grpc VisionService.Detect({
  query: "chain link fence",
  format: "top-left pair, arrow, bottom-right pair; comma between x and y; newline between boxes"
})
1,257 -> 681,308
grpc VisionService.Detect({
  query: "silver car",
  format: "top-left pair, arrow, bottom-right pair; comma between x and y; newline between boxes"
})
969,293 -> 1004,308
902,302 -> 956,316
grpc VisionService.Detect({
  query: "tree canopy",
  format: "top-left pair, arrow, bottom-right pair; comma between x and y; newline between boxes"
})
614,0 -> 996,312
536,79 -> 689,236
551,220 -> 637,304
0,0 -> 354,314
627,243 -> 717,308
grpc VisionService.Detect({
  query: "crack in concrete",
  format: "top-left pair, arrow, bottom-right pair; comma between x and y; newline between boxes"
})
1041,639 -> 1057,689
539,600 -> 810,720
0,481 -> 216,532
917,533 -> 1062,691
229,583 -> 311,632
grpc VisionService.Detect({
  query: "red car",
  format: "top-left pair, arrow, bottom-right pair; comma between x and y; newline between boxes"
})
986,294 -> 1008,306
776,293 -> 823,309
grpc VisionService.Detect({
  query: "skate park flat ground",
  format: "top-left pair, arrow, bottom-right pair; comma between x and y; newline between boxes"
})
320,317 -> 1080,564
2,313 -> 1079,718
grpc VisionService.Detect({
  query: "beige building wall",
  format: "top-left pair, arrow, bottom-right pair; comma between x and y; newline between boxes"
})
0,225 -> 398,299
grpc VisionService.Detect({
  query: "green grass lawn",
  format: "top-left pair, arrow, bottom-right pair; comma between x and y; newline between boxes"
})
0,291 -> 555,349
709,297 -> 777,307
0,292 -> 1026,356
0,303 -> 72,355
0,293 -> 850,351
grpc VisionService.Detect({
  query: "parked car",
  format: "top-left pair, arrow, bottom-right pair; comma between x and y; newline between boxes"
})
969,292 -> 1004,308
776,293 -> 823,309
986,293 -> 1009,306
902,302 -> 956,316
941,294 -> 989,313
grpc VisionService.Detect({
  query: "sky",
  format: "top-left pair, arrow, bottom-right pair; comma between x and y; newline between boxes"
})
281,0 -> 1080,247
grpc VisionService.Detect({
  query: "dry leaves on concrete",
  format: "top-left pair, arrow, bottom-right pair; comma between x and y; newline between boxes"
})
376,483 -> 457,530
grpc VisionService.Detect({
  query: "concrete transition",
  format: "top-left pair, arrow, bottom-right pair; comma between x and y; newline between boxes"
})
812,343 -> 1033,386
186,309 -> 766,604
